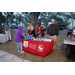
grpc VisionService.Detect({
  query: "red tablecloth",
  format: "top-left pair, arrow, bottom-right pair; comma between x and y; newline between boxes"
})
22,39 -> 54,57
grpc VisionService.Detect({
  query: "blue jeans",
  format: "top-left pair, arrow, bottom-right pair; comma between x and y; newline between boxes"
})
16,42 -> 23,52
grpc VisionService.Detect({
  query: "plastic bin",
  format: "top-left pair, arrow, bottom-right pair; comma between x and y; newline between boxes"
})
28,35 -> 32,40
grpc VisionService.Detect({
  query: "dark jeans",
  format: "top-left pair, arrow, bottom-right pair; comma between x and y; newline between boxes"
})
65,44 -> 75,51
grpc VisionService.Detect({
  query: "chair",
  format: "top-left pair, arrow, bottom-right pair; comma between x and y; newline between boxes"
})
66,45 -> 75,61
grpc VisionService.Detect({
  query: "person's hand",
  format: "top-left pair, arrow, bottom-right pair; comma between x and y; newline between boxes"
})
41,28 -> 43,29
5,28 -> 6,31
7,31 -> 9,32
71,39 -> 74,41
31,34 -> 33,37
47,34 -> 49,36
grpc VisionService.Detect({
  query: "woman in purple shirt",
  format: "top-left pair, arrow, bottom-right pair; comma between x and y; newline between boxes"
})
14,26 -> 24,53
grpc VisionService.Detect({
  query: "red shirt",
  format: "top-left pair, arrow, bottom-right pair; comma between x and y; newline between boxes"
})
38,26 -> 41,34
29,29 -> 32,35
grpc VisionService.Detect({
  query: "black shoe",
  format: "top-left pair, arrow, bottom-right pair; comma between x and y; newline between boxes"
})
10,40 -> 12,41
7,40 -> 10,42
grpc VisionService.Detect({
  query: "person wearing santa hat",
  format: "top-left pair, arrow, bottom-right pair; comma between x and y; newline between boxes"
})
27,23 -> 31,26
73,29 -> 75,37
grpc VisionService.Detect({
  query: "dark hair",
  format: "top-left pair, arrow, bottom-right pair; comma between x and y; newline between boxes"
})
5,23 -> 7,25
67,29 -> 73,37
37,21 -> 41,24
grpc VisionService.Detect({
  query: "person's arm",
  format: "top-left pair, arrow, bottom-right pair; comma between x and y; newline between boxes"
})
9,28 -> 10,31
44,27 -> 46,31
20,31 -> 24,38
56,25 -> 59,36
41,26 -> 45,31
47,26 -> 49,35
65,35 -> 72,41
31,29 -> 35,36
4,26 -> 6,31
7,26 -> 10,32
28,30 -> 30,34
31,34 -> 34,36
41,26 -> 43,30
42,26 -> 46,31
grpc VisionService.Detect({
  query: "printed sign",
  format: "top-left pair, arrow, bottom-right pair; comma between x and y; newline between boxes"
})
37,44 -> 45,52
29,43 -> 36,49
23,41 -> 29,48
23,41 -> 45,52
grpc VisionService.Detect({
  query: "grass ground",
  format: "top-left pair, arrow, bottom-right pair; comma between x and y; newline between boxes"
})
0,30 -> 74,62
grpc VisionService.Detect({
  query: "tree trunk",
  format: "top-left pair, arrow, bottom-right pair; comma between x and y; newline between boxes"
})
31,12 -> 40,36
72,19 -> 74,29
0,12 -> 3,33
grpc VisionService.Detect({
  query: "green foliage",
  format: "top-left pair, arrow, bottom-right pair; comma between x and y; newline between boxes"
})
1,12 -> 74,27
66,21 -> 71,25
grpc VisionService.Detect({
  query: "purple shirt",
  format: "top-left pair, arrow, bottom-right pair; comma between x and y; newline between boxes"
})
14,26 -> 24,42
65,35 -> 75,41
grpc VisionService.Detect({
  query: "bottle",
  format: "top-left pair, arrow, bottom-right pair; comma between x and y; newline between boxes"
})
24,36 -> 25,39
32,37 -> 35,40
23,33 -> 24,36
26,36 -> 28,39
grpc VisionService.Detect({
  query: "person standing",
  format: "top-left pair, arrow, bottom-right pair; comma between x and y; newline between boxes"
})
37,22 -> 46,38
4,23 -> 12,41
14,26 -> 24,53
47,19 -> 59,43
28,25 -> 36,37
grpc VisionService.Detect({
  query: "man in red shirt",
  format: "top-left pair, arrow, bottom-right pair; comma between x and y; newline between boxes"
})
37,22 -> 46,38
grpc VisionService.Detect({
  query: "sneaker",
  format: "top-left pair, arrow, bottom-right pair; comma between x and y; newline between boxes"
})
21,51 -> 24,53
18,51 -> 20,52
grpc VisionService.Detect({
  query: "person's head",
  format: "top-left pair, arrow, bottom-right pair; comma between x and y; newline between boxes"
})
67,29 -> 73,36
18,26 -> 22,31
37,22 -> 41,26
71,32 -> 73,36
27,23 -> 31,26
5,23 -> 7,25
51,19 -> 55,24
29,25 -> 33,31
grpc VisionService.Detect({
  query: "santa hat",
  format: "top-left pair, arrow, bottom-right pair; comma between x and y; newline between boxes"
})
73,29 -> 75,35
27,23 -> 31,26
